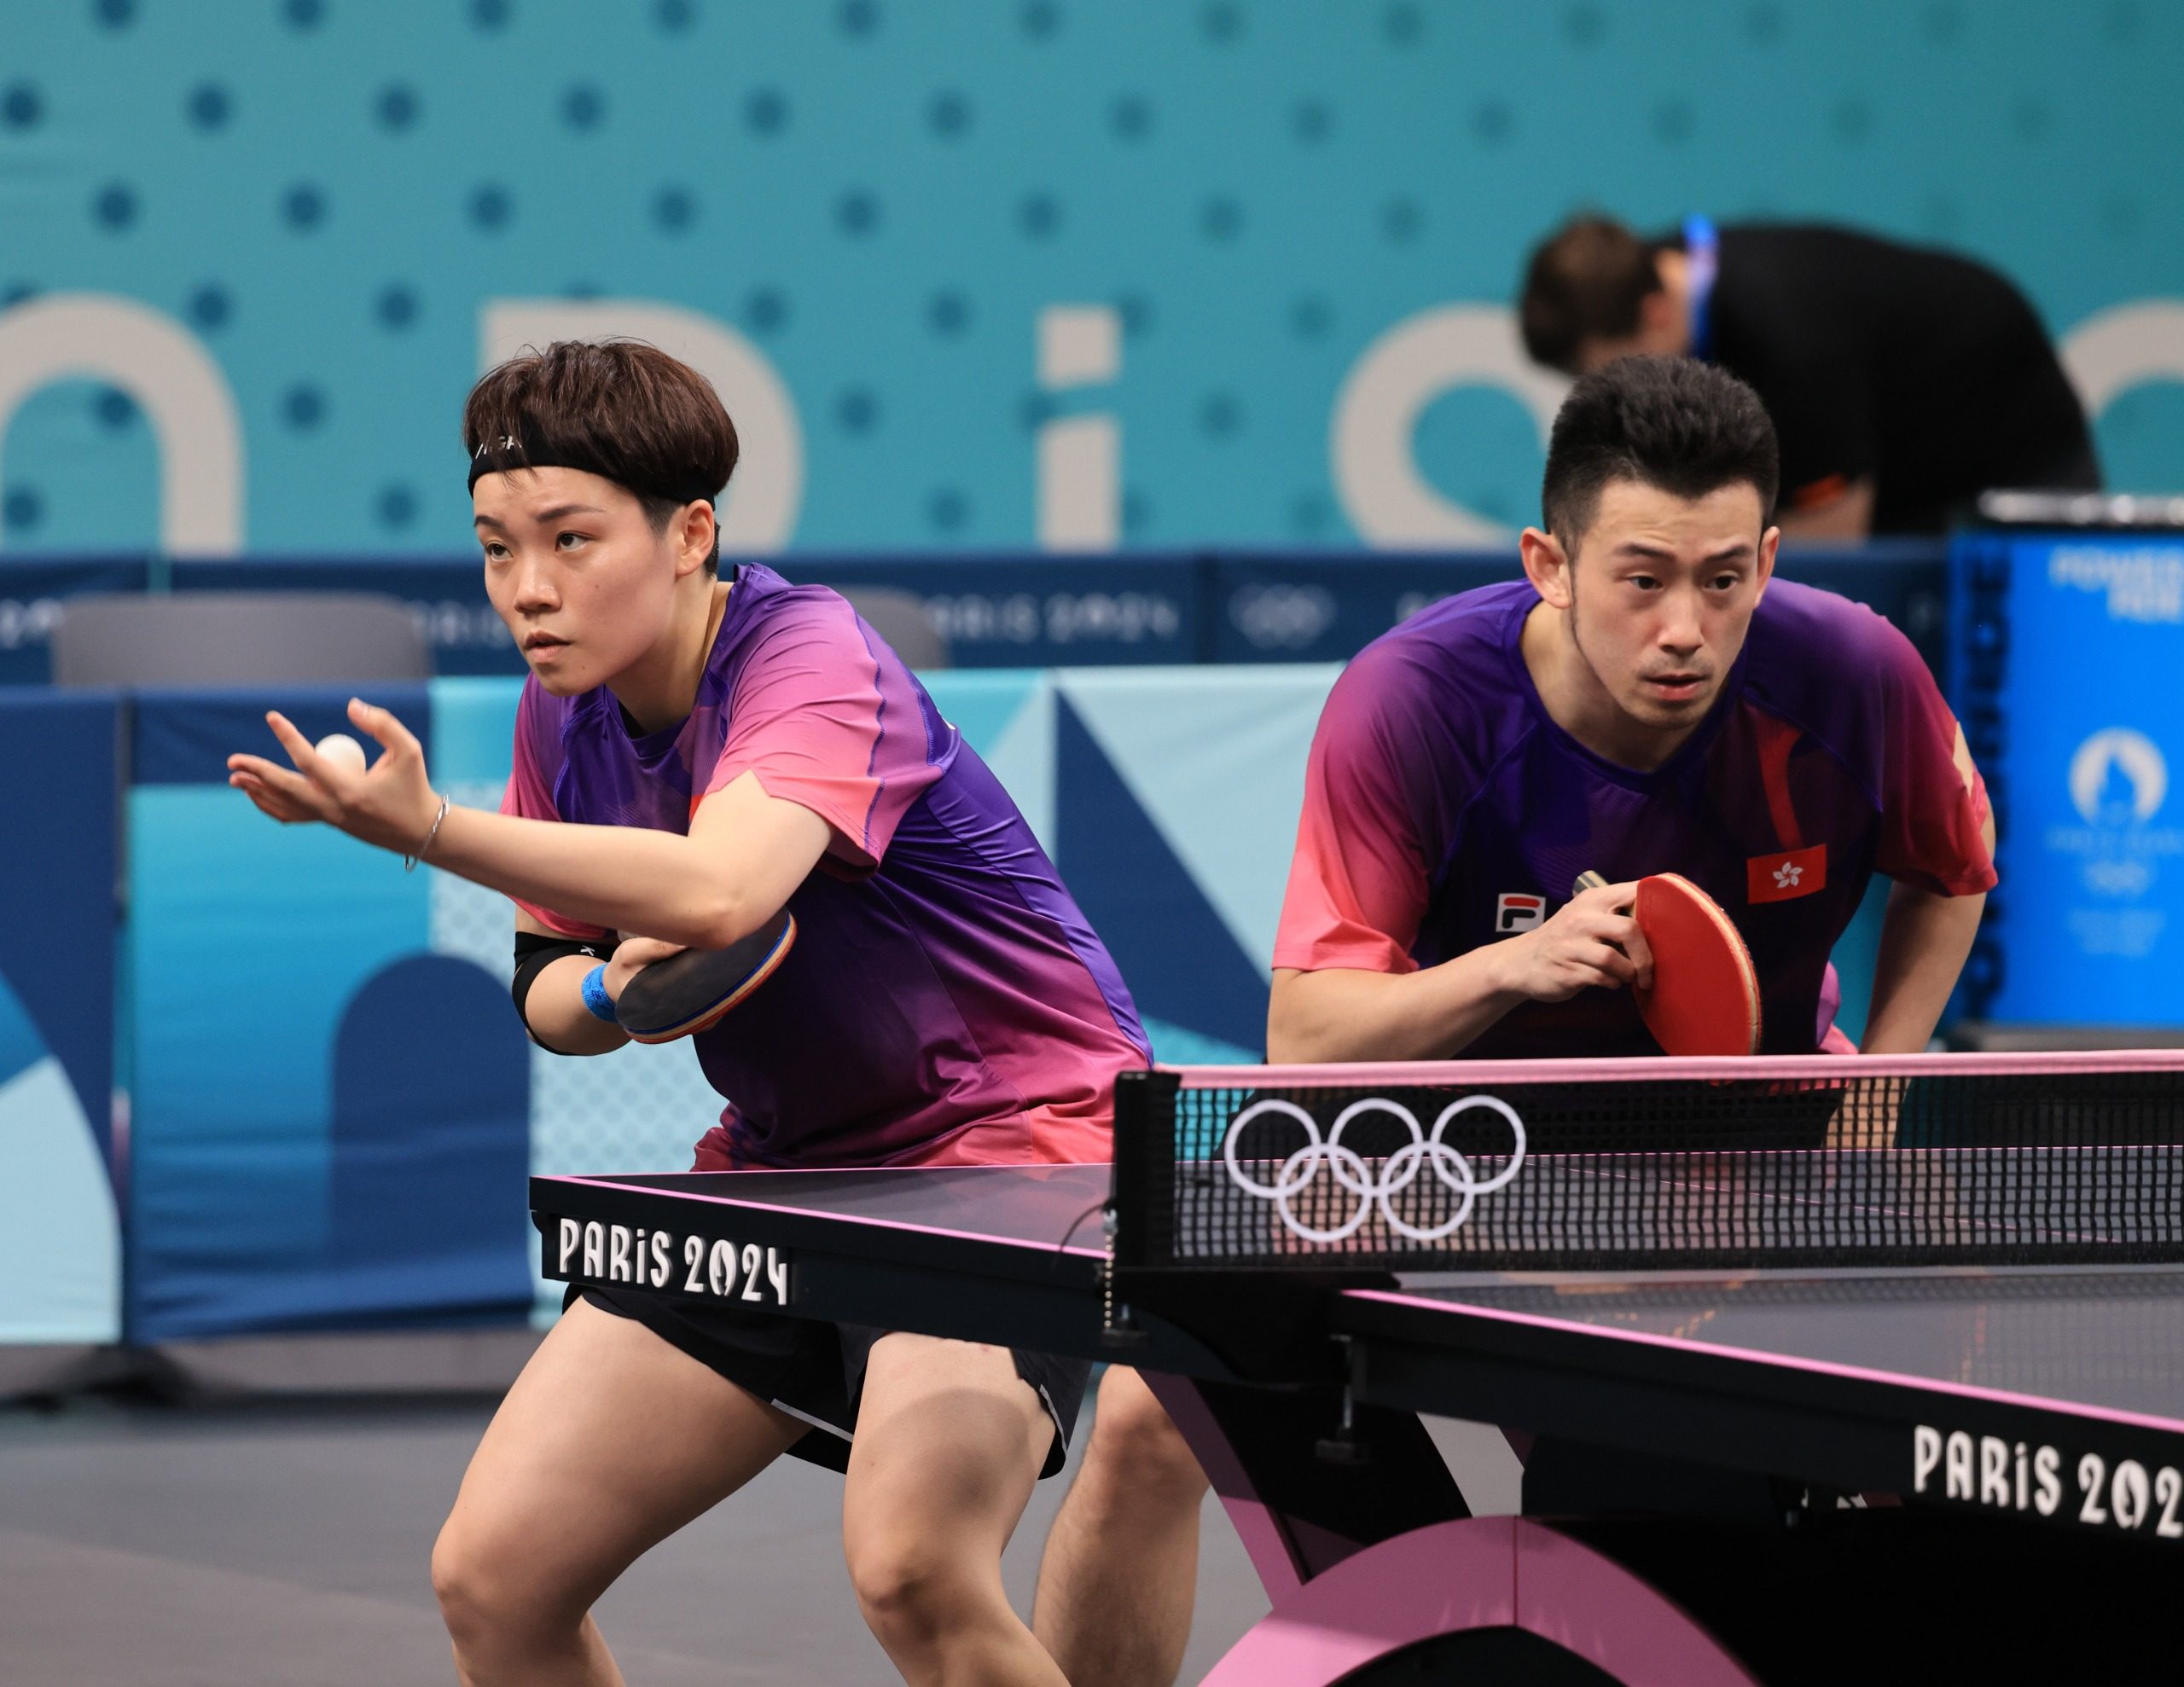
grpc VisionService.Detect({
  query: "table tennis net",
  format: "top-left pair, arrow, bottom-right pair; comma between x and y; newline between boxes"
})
1110,1057 -> 2184,1272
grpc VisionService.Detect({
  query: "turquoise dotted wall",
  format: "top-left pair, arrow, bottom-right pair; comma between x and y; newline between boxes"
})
2,0 -> 2181,555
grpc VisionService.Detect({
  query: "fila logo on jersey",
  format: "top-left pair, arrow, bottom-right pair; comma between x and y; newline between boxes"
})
1496,893 -> 1546,934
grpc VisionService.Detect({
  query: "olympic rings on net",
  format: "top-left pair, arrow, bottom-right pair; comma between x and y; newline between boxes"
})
1221,1093 -> 1528,1244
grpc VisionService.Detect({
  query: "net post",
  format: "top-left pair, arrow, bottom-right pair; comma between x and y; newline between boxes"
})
1110,1067 -> 1180,1273
1104,1068 -> 1179,1351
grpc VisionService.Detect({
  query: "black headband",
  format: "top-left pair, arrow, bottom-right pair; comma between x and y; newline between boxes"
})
466,426 -> 718,507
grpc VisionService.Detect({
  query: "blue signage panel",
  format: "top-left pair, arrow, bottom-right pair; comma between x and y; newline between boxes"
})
25,543 -> 1949,680
1208,552 -> 1515,663
789,553 -> 1204,667
1209,547 -> 1948,669
1954,532 -> 2184,1024
170,553 -> 1207,672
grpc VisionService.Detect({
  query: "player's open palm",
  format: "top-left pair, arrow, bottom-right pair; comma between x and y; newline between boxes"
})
225,697 -> 442,857
1500,881 -> 1654,1002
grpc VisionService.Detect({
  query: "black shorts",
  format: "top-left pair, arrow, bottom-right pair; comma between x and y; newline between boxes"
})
576,1285 -> 1090,1479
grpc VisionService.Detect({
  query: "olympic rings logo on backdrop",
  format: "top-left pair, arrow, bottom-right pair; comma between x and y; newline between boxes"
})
1221,1094 -> 1528,1244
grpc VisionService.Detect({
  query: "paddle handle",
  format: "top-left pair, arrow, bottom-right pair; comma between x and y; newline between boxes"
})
1571,870 -> 1608,896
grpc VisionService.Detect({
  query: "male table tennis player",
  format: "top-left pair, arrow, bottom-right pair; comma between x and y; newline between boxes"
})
1070,359 -> 2006,1648
1519,215 -> 2100,538
1267,353 -> 1996,1064
225,340 -> 1205,1687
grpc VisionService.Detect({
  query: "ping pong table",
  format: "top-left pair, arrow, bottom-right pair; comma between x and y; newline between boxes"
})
531,1052 -> 2184,1684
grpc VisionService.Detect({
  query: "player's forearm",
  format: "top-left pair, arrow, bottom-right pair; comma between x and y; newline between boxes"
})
1267,950 -> 1525,1064
425,806 -> 761,949
522,954 -> 632,1056
1860,881 -> 1986,1054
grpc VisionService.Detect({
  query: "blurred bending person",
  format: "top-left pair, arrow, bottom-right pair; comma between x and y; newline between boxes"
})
1519,214 -> 2100,538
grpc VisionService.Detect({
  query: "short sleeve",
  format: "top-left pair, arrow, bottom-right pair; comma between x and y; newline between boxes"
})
1270,653 -> 1441,975
703,593 -> 941,872
500,682 -> 611,940
1873,622 -> 1997,896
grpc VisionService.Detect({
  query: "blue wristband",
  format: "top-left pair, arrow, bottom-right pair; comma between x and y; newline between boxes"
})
579,964 -> 617,1023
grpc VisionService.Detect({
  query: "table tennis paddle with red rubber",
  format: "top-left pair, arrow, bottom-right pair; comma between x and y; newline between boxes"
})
613,907 -> 797,1045
1572,870 -> 1762,1057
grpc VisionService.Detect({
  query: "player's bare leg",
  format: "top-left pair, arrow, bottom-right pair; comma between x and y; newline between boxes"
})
842,1333 -> 1066,1686
432,1296 -> 805,1687
1033,1365 -> 1208,1687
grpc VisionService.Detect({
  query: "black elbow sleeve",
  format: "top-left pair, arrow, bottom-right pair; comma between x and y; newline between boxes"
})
511,931 -> 618,1028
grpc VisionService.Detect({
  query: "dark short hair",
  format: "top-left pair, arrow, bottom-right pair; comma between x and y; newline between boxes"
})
463,340 -> 739,571
1541,356 -> 1780,548
1519,215 -> 1664,374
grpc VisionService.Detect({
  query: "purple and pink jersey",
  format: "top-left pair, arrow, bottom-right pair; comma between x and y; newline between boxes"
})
1274,579 -> 1995,1058
502,563 -> 1148,1168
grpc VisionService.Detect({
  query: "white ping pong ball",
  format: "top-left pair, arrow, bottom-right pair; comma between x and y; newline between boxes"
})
315,733 -> 368,774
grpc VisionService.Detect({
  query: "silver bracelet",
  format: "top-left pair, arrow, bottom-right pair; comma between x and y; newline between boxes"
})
404,793 -> 450,872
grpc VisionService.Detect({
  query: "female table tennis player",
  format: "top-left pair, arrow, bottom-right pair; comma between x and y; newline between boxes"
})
225,340 -> 1204,1687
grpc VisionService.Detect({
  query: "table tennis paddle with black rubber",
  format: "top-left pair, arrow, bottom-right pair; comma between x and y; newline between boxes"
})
613,907 -> 797,1045
1573,870 -> 1762,1057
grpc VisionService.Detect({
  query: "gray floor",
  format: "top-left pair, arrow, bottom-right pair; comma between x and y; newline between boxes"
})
0,1388 -> 1519,1685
